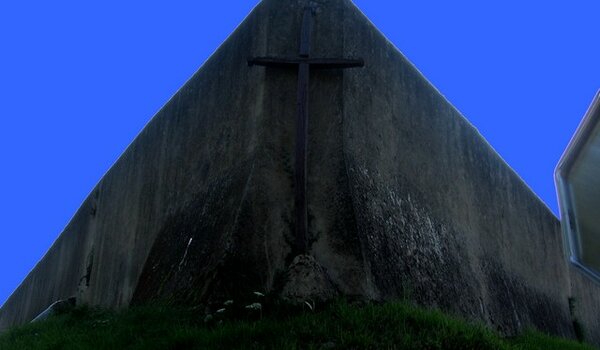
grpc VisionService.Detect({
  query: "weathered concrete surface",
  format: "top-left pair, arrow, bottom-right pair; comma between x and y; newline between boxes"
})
570,266 -> 600,345
339,2 -> 577,337
0,0 -> 269,328
2,0 -> 599,343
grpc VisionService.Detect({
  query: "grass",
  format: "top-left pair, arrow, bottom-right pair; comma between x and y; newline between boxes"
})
0,299 -> 595,350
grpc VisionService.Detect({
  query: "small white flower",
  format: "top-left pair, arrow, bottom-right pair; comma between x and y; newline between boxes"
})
223,300 -> 234,306
253,292 -> 265,297
245,302 -> 262,310
216,308 -> 226,314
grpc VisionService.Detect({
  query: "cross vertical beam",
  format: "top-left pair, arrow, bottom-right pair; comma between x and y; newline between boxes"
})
249,6 -> 364,256
295,7 -> 311,254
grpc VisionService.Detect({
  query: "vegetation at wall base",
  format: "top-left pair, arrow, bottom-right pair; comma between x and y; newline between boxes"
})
0,299 -> 594,350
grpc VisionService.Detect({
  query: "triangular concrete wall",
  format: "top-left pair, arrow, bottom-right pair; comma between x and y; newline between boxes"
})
2,0 -> 599,344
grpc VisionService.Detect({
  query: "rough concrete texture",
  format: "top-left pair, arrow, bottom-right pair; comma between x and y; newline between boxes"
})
570,266 -> 600,344
280,255 -> 339,303
1,0 -> 599,343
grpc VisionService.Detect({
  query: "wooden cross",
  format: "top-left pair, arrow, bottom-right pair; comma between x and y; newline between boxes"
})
249,6 -> 364,256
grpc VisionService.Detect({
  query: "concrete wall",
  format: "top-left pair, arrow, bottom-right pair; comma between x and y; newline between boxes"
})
340,2 -> 575,336
2,0 -> 599,343
570,266 -> 600,344
0,0 -> 269,329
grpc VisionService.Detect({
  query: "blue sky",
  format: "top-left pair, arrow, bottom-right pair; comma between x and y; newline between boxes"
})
0,1 -> 598,307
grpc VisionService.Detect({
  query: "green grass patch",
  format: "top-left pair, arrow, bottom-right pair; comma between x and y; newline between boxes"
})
0,300 -> 594,349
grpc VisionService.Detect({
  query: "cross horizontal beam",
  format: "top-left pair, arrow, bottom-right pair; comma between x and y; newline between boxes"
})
248,57 -> 364,70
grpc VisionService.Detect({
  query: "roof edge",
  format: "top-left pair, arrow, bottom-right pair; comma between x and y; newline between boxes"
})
556,89 -> 600,178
